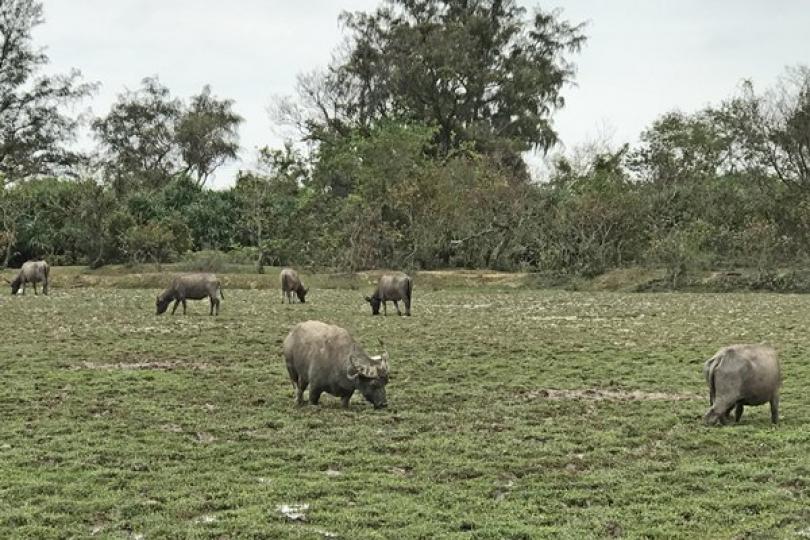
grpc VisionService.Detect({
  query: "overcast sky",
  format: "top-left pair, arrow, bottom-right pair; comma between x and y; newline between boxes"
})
36,1 -> 810,188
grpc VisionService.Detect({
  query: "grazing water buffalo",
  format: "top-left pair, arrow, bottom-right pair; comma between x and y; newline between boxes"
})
703,344 -> 782,425
9,260 -> 50,295
283,320 -> 389,409
280,268 -> 308,304
156,273 -> 224,316
365,273 -> 413,316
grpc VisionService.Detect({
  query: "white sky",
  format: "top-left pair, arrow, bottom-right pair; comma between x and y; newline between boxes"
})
36,1 -> 810,188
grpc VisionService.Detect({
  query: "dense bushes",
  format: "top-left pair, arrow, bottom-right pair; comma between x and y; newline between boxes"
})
4,132 -> 810,276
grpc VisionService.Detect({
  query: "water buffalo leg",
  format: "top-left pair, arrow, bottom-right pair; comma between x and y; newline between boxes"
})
734,403 -> 744,422
33,282 -> 38,295
309,387 -> 323,405
404,299 -> 411,316
209,297 -> 214,316
43,280 -> 48,295
770,395 -> 780,424
182,299 -> 187,314
214,297 -> 220,315
296,376 -> 308,406
171,299 -> 180,314
20,282 -> 25,295
341,395 -> 351,408
394,300 -> 401,316
383,301 -> 388,316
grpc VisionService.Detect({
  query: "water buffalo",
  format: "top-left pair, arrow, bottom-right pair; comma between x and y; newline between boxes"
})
280,268 -> 308,304
9,260 -> 50,295
283,320 -> 389,409
156,273 -> 224,316
703,344 -> 782,425
365,273 -> 413,316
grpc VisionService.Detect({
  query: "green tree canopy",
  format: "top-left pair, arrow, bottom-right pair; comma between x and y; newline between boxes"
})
282,0 -> 585,178
0,0 -> 95,182
93,78 -> 242,194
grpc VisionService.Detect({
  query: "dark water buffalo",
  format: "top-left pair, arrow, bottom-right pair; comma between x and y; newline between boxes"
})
156,273 -> 224,316
9,260 -> 50,295
703,344 -> 782,425
280,268 -> 308,304
365,273 -> 413,316
283,320 -> 389,409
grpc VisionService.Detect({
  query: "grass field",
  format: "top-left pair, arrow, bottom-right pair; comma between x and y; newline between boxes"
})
2,281 -> 810,538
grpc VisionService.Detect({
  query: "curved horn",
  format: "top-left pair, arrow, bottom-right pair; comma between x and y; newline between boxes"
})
380,354 -> 389,374
346,355 -> 360,380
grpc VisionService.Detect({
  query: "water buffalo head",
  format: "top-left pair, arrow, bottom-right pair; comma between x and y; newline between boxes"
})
155,294 -> 171,315
9,276 -> 21,295
296,286 -> 309,303
364,295 -> 382,315
347,351 -> 389,409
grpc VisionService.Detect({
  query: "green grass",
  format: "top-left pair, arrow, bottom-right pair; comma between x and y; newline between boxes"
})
1,285 -> 810,538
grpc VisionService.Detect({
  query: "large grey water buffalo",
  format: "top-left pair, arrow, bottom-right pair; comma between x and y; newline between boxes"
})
9,260 -> 50,295
283,320 -> 390,409
280,268 -> 308,304
365,273 -> 413,316
703,344 -> 782,425
156,273 -> 224,316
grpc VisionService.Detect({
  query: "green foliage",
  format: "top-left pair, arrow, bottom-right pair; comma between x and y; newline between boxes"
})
0,0 -> 95,181
93,78 -> 242,194
6,0 -> 810,281
283,0 -> 585,176
176,85 -> 243,186
120,218 -> 192,266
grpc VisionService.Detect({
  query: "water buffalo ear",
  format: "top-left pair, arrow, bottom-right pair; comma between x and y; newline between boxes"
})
364,296 -> 372,303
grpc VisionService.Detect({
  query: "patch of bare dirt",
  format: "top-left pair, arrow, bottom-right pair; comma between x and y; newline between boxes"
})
527,388 -> 700,402
70,361 -> 212,371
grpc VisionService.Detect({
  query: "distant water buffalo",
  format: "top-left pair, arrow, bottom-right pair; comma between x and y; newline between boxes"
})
365,273 -> 413,316
280,268 -> 308,304
703,344 -> 782,425
283,320 -> 389,409
156,273 -> 224,316
8,260 -> 50,295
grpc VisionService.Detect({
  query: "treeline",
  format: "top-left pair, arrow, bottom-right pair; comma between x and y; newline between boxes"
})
2,0 -> 809,278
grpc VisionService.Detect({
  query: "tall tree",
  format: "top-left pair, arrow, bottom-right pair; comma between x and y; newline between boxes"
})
280,0 -> 585,178
717,66 -> 810,190
0,0 -> 95,182
92,77 -> 182,194
94,79 -> 242,193
176,85 -> 242,187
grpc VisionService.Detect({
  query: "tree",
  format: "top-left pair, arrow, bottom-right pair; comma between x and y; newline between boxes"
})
627,110 -> 733,183
280,0 -> 585,178
716,66 -> 810,190
94,79 -> 243,193
0,178 -> 30,266
93,77 -> 182,194
234,172 -> 273,273
176,86 -> 242,187
0,0 -> 95,182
